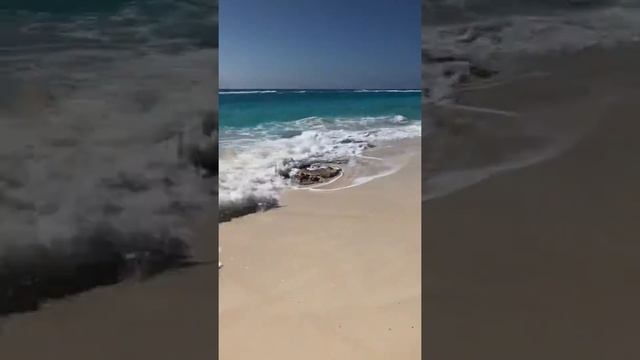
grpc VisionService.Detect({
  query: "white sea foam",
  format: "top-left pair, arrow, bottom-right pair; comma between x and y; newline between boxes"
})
0,0 -> 218,251
422,5 -> 640,202
0,0 -> 219,310
219,115 -> 421,214
220,90 -> 278,95
354,89 -> 421,93
0,49 -> 217,248
220,89 -> 421,95
303,155 -> 408,192
424,6 -> 640,103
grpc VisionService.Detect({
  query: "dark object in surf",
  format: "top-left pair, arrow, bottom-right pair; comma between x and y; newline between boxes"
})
201,110 -> 218,137
0,226 -> 193,316
278,159 -> 343,177
177,110 -> 219,177
183,110 -> 218,176
186,141 -> 218,177
290,164 -> 342,186
219,196 -> 279,223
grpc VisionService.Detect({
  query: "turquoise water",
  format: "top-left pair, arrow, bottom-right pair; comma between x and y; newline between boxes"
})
220,90 -> 421,129
219,89 -> 422,215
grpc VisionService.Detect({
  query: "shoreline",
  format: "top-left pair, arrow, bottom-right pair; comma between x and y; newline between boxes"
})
219,138 -> 421,359
219,131 -> 422,223
423,44 -> 640,358
0,138 -> 420,359
0,209 -> 218,359
422,44 -> 619,203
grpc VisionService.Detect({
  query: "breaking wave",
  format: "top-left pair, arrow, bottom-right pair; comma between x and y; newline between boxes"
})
219,115 -> 420,221
0,0 -> 218,315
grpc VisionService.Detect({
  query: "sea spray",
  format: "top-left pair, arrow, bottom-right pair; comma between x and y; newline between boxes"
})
0,0 -> 218,314
219,91 -> 422,221
422,0 -> 640,201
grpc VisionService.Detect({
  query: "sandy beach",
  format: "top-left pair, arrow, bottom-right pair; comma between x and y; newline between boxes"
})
0,212 -> 218,360
423,45 -> 640,359
219,139 -> 421,360
0,39 -> 219,357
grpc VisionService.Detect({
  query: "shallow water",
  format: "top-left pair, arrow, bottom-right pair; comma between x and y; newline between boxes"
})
219,90 -> 421,220
0,0 -> 217,314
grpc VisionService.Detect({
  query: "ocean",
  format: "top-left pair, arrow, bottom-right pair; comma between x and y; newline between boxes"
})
0,0 -> 217,313
219,90 -> 421,220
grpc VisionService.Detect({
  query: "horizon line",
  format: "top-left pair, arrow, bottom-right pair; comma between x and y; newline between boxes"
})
219,88 -> 422,91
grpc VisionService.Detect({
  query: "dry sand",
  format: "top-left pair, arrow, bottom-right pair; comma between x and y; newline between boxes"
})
423,45 -> 640,359
219,139 -> 421,360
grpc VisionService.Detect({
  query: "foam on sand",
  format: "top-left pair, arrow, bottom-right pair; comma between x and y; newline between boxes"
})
219,115 -> 421,221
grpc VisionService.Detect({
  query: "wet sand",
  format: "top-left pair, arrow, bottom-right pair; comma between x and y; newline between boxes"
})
0,212 -> 218,360
219,139 -> 421,360
423,45 -> 640,359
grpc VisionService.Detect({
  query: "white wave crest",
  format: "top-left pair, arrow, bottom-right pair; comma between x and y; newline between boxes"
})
219,115 -> 421,212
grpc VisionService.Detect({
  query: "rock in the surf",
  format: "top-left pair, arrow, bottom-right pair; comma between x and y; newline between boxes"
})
290,164 -> 342,186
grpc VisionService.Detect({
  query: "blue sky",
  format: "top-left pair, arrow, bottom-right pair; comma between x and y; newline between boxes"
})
219,0 -> 421,89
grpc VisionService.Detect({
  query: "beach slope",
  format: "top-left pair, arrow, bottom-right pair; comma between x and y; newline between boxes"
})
423,46 -> 640,359
220,140 -> 421,360
0,214 -> 218,360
